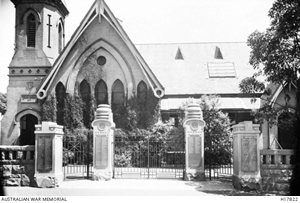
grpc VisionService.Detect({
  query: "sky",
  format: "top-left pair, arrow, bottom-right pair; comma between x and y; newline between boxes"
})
0,0 -> 275,93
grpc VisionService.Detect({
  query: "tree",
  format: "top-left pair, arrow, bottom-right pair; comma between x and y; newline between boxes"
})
113,88 -> 160,130
240,0 -> 300,195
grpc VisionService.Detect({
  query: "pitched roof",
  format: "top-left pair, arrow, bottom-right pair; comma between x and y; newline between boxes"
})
135,42 -> 254,95
36,0 -> 164,99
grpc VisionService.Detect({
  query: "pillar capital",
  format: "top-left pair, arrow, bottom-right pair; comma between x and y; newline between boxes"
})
183,103 -> 205,128
232,121 -> 260,134
93,104 -> 115,128
35,121 -> 64,135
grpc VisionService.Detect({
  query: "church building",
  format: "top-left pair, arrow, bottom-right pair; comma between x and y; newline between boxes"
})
2,0 -> 291,150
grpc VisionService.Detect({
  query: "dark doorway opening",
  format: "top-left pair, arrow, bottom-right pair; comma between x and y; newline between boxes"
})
20,114 -> 38,145
278,112 -> 295,149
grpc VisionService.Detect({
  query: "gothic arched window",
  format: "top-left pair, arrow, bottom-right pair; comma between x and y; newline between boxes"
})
95,80 -> 108,105
55,82 -> 66,125
137,81 -> 147,103
27,13 -> 36,47
79,80 -> 92,128
79,80 -> 91,102
112,79 -> 124,107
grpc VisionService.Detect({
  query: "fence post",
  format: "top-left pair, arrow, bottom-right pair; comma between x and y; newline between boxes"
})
232,121 -> 261,191
34,122 -> 64,188
91,104 -> 115,181
87,130 -> 91,179
183,102 -> 206,181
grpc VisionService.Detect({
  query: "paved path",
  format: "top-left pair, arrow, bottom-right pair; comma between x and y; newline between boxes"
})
3,179 -> 235,196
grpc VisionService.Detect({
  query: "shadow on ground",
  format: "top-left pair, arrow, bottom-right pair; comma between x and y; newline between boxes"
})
184,179 -> 285,196
63,176 -> 91,182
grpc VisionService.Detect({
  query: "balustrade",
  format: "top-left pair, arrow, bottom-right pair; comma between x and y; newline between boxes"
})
0,145 -> 35,164
260,149 -> 295,168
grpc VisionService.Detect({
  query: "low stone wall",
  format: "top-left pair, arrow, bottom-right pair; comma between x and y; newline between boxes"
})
0,145 -> 35,187
260,149 -> 295,193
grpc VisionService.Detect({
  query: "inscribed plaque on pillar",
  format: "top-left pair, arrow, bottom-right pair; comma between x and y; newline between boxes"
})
241,137 -> 257,172
233,137 -> 239,174
95,136 -> 108,169
37,136 -> 53,172
188,135 -> 202,168
194,136 -> 201,154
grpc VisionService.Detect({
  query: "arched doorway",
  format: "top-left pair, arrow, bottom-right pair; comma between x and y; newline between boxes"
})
20,114 -> 38,145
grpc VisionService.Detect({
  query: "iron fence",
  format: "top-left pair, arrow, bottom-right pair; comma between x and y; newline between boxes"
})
205,164 -> 233,180
114,135 -> 185,179
63,132 -> 93,179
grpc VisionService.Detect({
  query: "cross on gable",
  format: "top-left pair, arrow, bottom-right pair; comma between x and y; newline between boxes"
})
47,15 -> 52,48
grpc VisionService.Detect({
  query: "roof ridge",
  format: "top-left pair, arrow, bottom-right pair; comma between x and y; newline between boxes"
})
135,41 -> 247,46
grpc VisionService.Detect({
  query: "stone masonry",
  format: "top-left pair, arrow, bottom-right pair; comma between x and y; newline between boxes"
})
0,145 -> 35,187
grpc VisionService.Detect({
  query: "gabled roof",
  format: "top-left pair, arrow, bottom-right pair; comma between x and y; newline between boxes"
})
135,42 -> 254,95
214,46 -> 223,59
36,0 -> 164,99
268,82 -> 297,109
175,47 -> 184,60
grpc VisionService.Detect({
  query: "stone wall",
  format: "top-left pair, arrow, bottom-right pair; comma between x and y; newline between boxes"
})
260,149 -> 295,192
0,145 -> 35,187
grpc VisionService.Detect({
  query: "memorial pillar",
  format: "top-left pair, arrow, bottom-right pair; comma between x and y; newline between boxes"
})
34,122 -> 64,188
183,103 -> 206,181
91,104 -> 115,181
232,121 -> 261,190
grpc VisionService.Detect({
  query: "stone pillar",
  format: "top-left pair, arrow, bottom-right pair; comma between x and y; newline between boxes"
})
183,103 -> 206,181
34,122 -> 64,188
91,104 -> 115,181
232,121 -> 261,190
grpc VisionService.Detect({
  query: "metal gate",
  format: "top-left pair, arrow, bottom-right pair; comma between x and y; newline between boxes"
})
63,132 -> 93,179
113,135 -> 185,179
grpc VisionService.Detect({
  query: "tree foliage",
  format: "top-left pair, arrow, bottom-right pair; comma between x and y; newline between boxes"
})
113,88 -> 160,130
114,121 -> 183,167
239,0 -> 300,127
63,94 -> 84,131
39,94 -> 57,122
0,92 -> 7,115
240,0 -> 300,195
81,93 -> 95,129
113,89 -> 178,167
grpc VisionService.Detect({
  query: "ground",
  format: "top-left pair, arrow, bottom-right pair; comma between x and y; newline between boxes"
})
2,178 -> 287,196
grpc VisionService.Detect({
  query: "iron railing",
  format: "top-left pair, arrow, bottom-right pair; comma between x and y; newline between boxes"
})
63,132 -> 93,179
114,135 -> 185,179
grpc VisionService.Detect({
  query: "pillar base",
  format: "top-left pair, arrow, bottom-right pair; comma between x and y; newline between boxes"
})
91,171 -> 112,181
33,175 -> 58,188
184,171 -> 205,181
33,173 -> 63,188
232,174 -> 261,191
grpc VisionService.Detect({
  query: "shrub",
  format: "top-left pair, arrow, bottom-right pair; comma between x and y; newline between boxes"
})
39,94 -> 57,122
